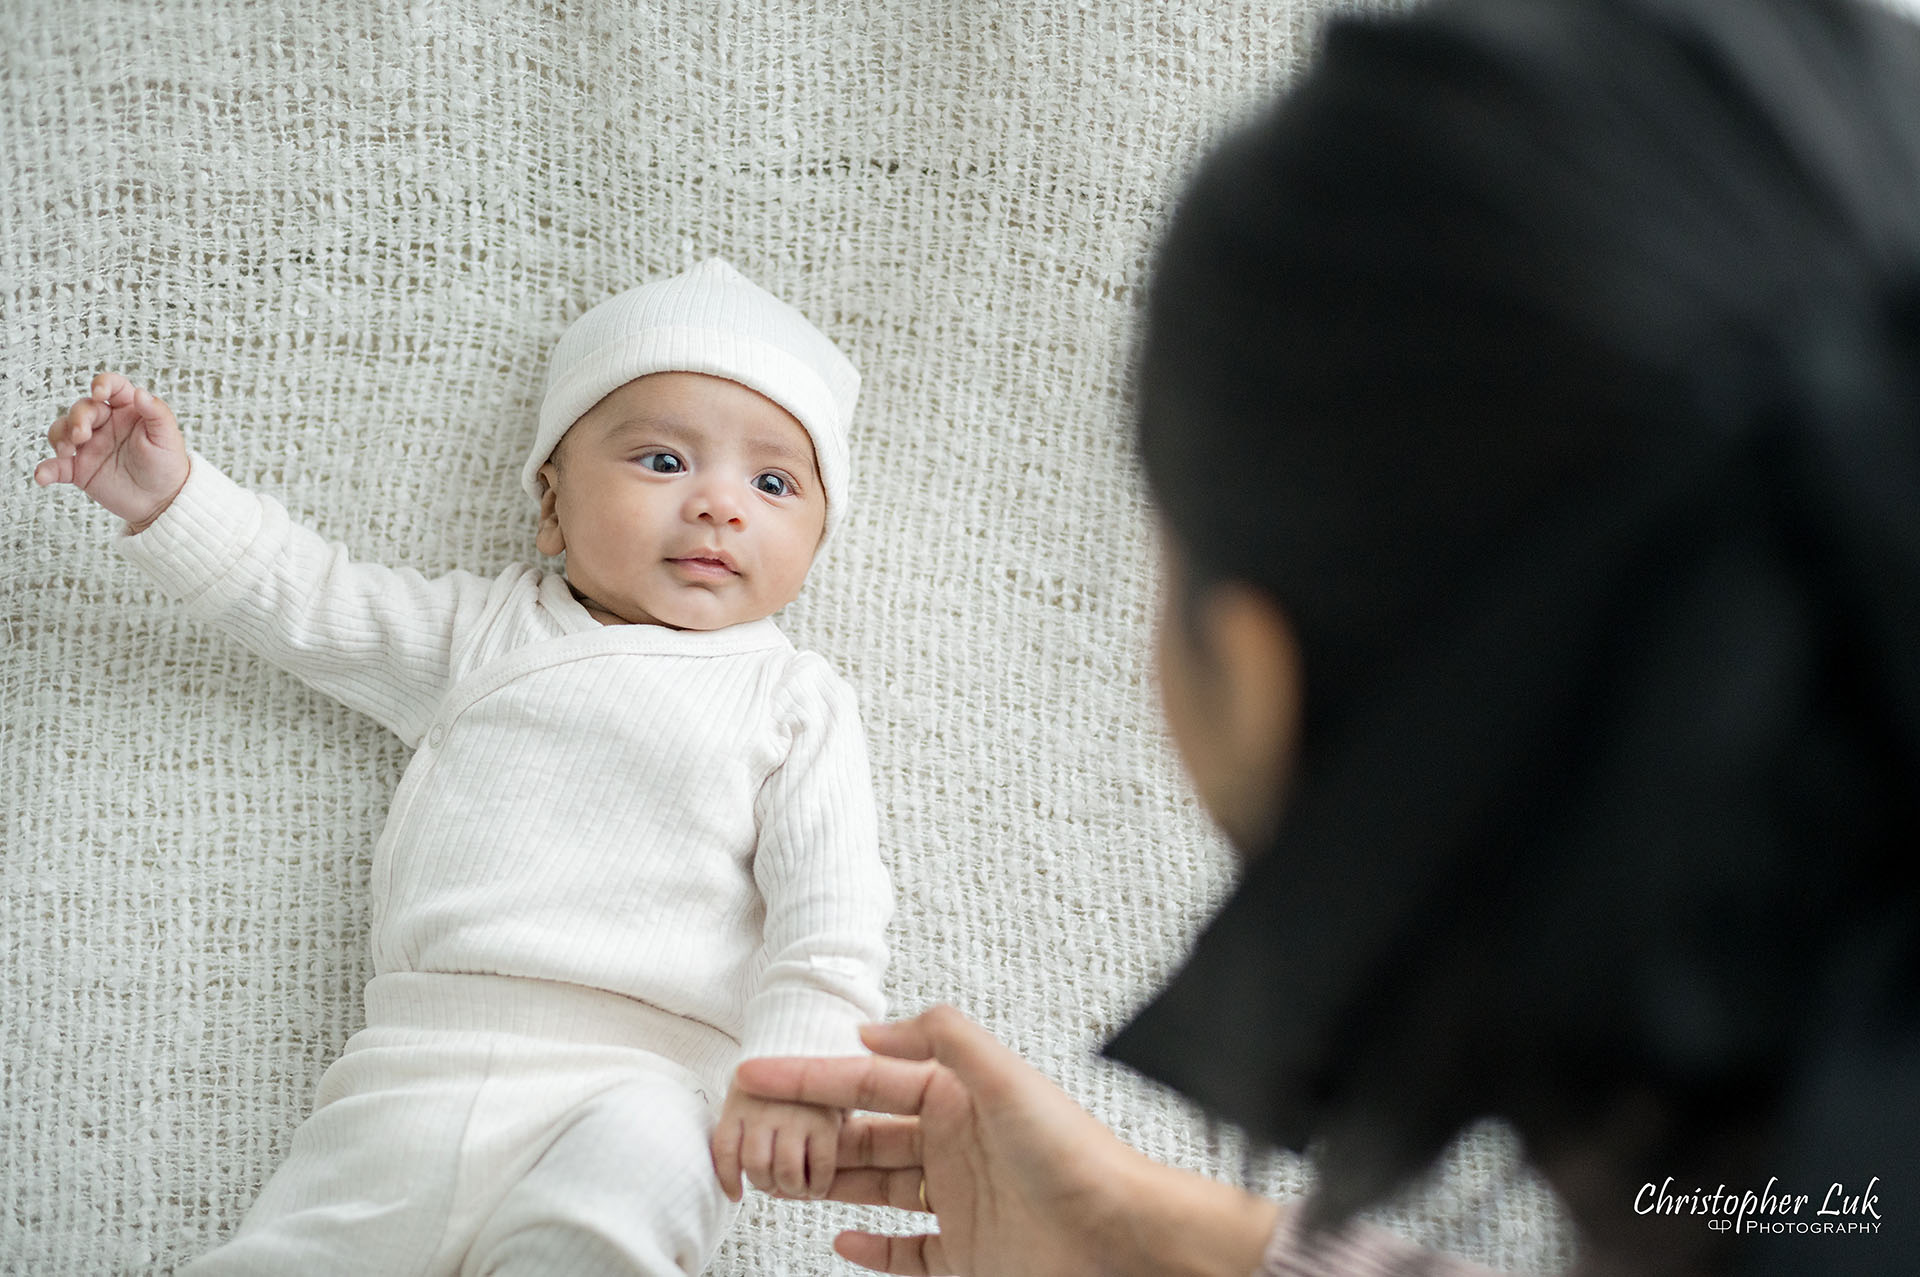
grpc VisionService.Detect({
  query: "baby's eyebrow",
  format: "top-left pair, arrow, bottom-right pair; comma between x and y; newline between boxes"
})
602,415 -> 691,444
743,435 -> 818,475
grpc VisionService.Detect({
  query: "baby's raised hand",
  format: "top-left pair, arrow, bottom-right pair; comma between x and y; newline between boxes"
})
710,1078 -> 843,1203
34,373 -> 189,532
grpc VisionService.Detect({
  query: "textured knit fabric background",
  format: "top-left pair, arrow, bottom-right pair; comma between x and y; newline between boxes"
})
2,2 -> 1578,1272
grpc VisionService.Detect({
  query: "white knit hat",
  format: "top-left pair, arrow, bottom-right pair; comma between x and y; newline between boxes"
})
526,258 -> 860,534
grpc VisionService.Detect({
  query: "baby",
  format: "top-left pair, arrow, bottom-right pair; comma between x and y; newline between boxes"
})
33,258 -> 892,1275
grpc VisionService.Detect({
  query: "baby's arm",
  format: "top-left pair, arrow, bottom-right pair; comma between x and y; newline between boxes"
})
742,658 -> 892,1059
710,1086 -> 842,1202
715,658 -> 890,1197
36,374 -> 490,744
34,373 -> 189,531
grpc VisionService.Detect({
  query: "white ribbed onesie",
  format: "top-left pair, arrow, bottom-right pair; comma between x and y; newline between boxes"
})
121,456 -> 893,1275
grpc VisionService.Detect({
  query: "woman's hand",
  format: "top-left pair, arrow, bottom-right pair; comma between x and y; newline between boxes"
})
733,1005 -> 1280,1277
34,372 -> 189,532
736,1005 -> 1137,1275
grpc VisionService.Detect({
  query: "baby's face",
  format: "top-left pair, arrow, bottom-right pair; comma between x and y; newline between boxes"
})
537,371 -> 827,630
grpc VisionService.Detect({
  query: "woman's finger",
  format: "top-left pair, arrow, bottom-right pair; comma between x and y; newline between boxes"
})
839,1113 -> 921,1169
875,1005 -> 1032,1103
808,1167 -> 891,1207
734,1052 -> 939,1116
817,1165 -> 931,1210
834,1229 -> 950,1276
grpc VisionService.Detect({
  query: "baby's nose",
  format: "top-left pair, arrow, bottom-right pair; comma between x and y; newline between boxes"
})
689,480 -> 746,525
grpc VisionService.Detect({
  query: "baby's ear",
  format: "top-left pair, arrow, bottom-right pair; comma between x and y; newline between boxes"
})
534,463 -> 565,556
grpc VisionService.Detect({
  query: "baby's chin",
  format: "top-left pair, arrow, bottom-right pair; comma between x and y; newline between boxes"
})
576,570 -> 811,630
632,595 -> 787,632
657,579 -> 814,631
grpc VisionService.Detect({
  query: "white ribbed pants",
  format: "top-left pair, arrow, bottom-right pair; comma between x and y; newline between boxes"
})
181,973 -> 741,1276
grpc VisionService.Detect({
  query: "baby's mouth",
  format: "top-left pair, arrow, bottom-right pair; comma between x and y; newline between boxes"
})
668,555 -> 740,579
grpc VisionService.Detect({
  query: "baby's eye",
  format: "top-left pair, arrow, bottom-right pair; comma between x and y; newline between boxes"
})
638,452 -> 684,474
753,472 -> 794,497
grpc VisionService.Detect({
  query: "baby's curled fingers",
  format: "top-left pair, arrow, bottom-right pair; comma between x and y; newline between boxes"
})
742,1116 -> 777,1194
810,1127 -> 837,1199
89,370 -> 134,406
58,388 -> 119,454
772,1124 -> 810,1198
710,1116 -> 745,1203
765,1114 -> 925,1208
47,401 -> 93,458
35,414 -> 70,486
64,399 -> 95,453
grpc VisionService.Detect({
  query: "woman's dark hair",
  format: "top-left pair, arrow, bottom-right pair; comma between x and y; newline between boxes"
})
1110,0 -> 1920,1269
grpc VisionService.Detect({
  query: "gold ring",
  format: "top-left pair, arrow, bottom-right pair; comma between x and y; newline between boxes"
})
917,1174 -> 932,1213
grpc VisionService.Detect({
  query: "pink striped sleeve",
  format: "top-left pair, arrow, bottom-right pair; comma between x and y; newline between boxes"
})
1256,1210 -> 1520,1277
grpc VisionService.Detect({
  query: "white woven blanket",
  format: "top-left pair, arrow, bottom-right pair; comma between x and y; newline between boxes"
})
2,2 -> 1573,1271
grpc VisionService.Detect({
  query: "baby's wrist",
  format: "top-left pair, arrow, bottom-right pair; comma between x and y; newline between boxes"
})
124,467 -> 190,536
125,502 -> 171,537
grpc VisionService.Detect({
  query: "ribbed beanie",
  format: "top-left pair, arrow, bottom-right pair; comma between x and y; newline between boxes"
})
526,258 -> 859,534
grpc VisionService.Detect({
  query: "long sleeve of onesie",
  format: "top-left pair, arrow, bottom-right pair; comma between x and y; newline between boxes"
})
744,658 -> 891,1059
117,454 -> 497,746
